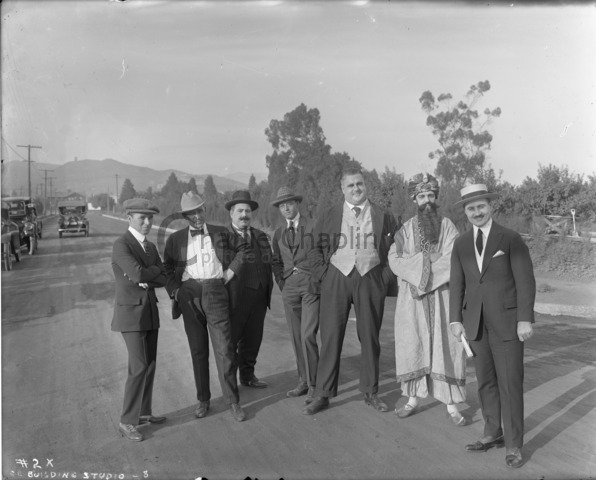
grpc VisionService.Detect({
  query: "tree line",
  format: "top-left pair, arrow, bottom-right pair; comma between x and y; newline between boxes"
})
104,81 -> 595,234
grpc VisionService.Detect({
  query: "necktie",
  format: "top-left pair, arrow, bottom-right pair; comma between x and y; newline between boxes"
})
142,239 -> 150,256
190,228 -> 204,237
241,228 -> 249,242
288,220 -> 296,247
476,229 -> 483,255
353,206 -> 361,218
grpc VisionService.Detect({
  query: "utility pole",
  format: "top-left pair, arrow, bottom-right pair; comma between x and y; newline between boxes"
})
114,174 -> 120,207
48,177 -> 55,215
17,144 -> 42,200
40,169 -> 54,215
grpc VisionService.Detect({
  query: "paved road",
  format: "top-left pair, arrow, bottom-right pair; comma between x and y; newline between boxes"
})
2,212 -> 595,480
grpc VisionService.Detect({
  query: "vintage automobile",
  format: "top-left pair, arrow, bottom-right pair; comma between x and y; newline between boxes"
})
1,202 -> 25,270
3,196 -> 41,255
58,200 -> 89,237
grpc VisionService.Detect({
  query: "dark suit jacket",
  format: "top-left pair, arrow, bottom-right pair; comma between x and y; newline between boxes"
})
308,201 -> 398,285
111,230 -> 166,332
227,225 -> 274,309
163,224 -> 248,318
449,221 -> 536,341
271,216 -> 320,294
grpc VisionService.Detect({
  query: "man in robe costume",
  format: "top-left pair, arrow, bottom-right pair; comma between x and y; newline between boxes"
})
388,173 -> 467,426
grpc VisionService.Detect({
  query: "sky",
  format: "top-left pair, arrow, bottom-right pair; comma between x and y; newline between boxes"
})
1,0 -> 595,187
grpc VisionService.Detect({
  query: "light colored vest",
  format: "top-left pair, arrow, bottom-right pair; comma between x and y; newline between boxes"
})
330,201 -> 380,276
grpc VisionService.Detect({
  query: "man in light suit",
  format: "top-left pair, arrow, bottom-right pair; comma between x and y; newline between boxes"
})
304,167 -> 397,415
164,191 -> 249,422
271,187 -> 320,402
225,190 -> 274,389
449,184 -> 536,469
111,198 -> 167,442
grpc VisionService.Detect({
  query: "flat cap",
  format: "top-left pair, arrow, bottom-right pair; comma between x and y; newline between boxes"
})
123,198 -> 160,215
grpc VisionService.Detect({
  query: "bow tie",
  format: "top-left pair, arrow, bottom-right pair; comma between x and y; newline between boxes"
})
190,228 -> 205,237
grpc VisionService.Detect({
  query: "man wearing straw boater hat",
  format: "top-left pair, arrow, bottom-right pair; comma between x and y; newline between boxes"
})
225,190 -> 274,390
111,198 -> 167,442
449,183 -> 536,469
163,191 -> 249,422
271,187 -> 320,403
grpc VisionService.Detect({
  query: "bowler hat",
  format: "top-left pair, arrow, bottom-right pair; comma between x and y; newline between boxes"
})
178,191 -> 206,214
225,190 -> 259,211
123,198 -> 160,215
454,184 -> 499,208
271,186 -> 303,207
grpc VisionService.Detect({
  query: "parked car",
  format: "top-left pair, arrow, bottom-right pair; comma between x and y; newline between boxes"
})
3,196 -> 41,255
1,202 -> 25,270
58,200 -> 89,237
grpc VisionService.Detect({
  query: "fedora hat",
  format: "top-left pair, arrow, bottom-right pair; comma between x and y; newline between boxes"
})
225,190 -> 259,211
123,198 -> 160,215
178,191 -> 205,214
454,184 -> 499,208
271,186 -> 303,207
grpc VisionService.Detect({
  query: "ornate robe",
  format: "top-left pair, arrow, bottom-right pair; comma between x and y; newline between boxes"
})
388,216 -> 466,403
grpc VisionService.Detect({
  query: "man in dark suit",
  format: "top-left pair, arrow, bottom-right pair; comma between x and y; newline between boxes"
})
164,191 -> 249,422
304,167 -> 397,415
225,190 -> 274,389
449,184 -> 535,469
111,198 -> 167,442
271,187 -> 320,402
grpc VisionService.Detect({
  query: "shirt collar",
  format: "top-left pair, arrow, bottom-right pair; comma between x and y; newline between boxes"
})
232,224 -> 249,235
287,213 -> 300,228
473,218 -> 493,238
189,224 -> 209,236
128,226 -> 145,244
344,199 -> 368,211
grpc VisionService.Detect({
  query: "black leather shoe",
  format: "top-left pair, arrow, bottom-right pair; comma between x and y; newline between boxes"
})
302,396 -> 329,415
241,375 -> 268,388
505,447 -> 524,468
230,403 -> 246,422
139,415 -> 167,424
304,386 -> 315,405
465,436 -> 505,452
194,400 -> 210,419
364,393 -> 389,412
287,382 -> 309,397
119,423 -> 143,442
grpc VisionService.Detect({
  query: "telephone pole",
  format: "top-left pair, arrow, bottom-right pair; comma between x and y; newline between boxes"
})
48,177 -> 55,215
40,169 -> 54,216
17,144 -> 42,200
114,174 -> 120,206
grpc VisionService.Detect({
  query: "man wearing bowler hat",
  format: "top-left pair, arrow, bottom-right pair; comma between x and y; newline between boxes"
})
112,198 -> 167,442
164,191 -> 249,422
225,190 -> 274,389
449,183 -> 536,468
271,187 -> 320,402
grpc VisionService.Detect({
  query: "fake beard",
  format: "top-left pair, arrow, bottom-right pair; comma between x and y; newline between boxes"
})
418,202 -> 441,244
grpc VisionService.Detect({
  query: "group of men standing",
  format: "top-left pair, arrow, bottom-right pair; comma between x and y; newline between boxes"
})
111,167 -> 535,470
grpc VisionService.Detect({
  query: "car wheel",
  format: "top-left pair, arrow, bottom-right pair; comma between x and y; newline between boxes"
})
28,237 -> 36,255
3,243 -> 12,271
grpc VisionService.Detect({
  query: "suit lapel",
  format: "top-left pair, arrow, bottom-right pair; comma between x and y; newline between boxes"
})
370,202 -> 383,250
125,230 -> 150,266
460,229 -> 480,278
331,205 -> 343,251
480,222 -> 504,277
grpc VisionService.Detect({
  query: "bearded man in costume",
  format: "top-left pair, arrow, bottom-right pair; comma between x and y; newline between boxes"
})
388,173 -> 467,426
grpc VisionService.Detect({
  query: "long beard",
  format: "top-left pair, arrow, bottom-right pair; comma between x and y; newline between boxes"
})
418,203 -> 441,244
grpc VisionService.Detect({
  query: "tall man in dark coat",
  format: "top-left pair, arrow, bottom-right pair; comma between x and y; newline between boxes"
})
225,190 -> 274,389
304,167 -> 398,415
111,198 -> 167,442
164,191 -> 249,422
271,187 -> 320,402
449,184 -> 536,469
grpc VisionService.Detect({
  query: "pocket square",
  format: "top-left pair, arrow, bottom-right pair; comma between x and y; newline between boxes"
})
492,250 -> 506,258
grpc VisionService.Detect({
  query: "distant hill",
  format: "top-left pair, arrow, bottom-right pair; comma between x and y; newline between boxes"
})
222,171 -> 268,185
1,158 -> 249,198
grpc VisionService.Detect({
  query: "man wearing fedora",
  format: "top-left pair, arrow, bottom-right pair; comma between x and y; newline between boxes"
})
225,190 -> 274,389
271,187 -> 320,401
163,191 -> 249,422
111,198 -> 167,442
304,167 -> 398,415
449,183 -> 535,468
